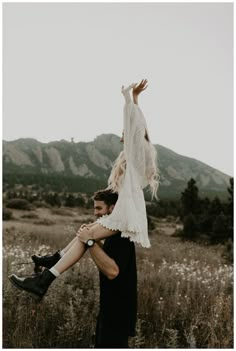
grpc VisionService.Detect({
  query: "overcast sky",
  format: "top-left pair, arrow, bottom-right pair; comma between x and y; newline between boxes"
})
3,2 -> 233,176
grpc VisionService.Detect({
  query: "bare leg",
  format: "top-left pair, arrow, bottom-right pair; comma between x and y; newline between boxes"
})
89,223 -> 118,240
61,223 -> 95,253
53,239 -> 86,274
53,224 -> 116,275
62,236 -> 78,253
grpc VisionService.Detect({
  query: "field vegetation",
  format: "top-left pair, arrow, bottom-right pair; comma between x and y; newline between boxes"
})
3,206 -> 233,348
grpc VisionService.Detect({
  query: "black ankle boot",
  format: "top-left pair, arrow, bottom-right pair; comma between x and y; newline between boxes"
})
31,251 -> 61,269
8,269 -> 56,301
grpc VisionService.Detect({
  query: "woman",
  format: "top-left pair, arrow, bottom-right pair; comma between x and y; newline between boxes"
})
9,79 -> 160,300
94,80 -> 160,248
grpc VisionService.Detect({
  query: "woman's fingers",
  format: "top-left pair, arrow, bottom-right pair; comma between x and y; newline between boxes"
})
141,79 -> 148,87
135,80 -> 148,92
137,79 -> 148,89
77,223 -> 87,234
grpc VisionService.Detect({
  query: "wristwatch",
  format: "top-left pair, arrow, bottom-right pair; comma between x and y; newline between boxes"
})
86,239 -> 95,248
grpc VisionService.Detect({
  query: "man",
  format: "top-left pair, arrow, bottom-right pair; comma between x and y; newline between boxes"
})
9,189 -> 137,348
79,189 -> 137,348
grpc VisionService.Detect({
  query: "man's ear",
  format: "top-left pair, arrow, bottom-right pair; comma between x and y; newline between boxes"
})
109,204 -> 115,213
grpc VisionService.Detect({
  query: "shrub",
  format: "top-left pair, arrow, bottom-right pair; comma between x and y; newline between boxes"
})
33,218 -> 55,226
222,239 -> 233,263
33,201 -> 51,208
211,213 -> 229,243
147,216 -> 156,231
173,228 -> 184,237
198,213 -> 213,233
3,208 -> 13,221
86,198 -> 94,209
183,213 -> 197,239
6,199 -> 32,211
51,208 -> 74,217
44,193 -> 61,207
75,196 -> 86,207
21,213 -> 39,219
64,194 -> 76,207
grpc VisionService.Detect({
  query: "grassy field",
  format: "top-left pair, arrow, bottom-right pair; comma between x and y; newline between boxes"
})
3,207 -> 233,348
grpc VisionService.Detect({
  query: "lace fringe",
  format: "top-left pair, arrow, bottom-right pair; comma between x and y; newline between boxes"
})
96,215 -> 151,248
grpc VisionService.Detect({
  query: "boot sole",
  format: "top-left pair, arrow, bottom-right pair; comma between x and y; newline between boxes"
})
8,276 -> 43,302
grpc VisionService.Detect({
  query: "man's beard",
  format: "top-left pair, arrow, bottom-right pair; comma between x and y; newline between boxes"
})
96,209 -> 112,219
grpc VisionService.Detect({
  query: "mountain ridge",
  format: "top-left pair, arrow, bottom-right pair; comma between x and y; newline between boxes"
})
3,135 -> 231,200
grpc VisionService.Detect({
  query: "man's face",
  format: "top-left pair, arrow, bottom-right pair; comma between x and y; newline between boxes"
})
94,200 -> 114,218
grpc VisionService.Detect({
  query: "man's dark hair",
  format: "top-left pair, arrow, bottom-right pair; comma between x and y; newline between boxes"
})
93,189 -> 118,206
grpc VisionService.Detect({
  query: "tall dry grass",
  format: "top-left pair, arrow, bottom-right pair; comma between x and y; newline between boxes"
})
3,208 -> 233,348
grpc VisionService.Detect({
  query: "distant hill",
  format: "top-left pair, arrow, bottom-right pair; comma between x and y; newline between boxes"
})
3,135 -> 231,200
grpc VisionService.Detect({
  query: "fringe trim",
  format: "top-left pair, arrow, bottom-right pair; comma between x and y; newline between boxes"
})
96,215 -> 151,248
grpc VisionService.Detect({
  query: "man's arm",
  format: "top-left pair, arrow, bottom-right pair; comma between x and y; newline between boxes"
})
86,242 -> 119,280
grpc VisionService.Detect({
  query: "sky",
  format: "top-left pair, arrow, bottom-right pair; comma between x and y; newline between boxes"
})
2,2 -> 233,176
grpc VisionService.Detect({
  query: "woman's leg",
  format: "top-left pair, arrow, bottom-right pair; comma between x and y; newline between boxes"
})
61,236 -> 78,253
32,236 -> 79,269
32,224 -> 92,269
52,238 -> 86,274
62,223 -> 95,253
52,223 -> 117,275
87,223 -> 118,241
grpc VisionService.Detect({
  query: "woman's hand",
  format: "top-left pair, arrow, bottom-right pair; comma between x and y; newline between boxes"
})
132,79 -> 148,105
77,226 -> 94,243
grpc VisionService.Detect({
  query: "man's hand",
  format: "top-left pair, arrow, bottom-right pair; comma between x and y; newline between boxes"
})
132,79 -> 148,104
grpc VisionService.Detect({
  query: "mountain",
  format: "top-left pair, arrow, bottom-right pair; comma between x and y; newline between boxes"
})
3,135 -> 231,200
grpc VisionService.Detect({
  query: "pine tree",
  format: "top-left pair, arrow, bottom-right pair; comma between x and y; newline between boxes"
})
183,212 -> 197,239
180,178 -> 200,217
227,177 -> 233,225
227,177 -> 233,242
75,195 -> 85,207
211,212 -> 229,243
209,196 -> 223,216
65,194 -> 76,207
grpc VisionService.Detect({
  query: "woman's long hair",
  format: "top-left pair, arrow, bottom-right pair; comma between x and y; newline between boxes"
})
107,144 -> 160,200
107,150 -> 126,193
146,144 -> 160,200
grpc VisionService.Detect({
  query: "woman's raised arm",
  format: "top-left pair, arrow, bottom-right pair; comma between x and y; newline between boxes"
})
132,79 -> 148,105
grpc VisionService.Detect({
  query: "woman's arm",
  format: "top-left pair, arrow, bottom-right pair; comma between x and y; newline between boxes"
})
132,79 -> 148,105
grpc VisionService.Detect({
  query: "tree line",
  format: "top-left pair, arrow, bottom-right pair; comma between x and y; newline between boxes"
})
3,176 -> 233,246
5,190 -> 89,209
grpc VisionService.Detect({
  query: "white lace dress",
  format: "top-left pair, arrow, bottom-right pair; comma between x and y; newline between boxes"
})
96,85 -> 158,248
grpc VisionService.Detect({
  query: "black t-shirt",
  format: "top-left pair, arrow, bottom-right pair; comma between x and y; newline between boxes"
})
98,232 -> 137,336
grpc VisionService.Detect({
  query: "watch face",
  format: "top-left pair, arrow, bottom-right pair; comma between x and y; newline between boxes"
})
87,239 -> 94,247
